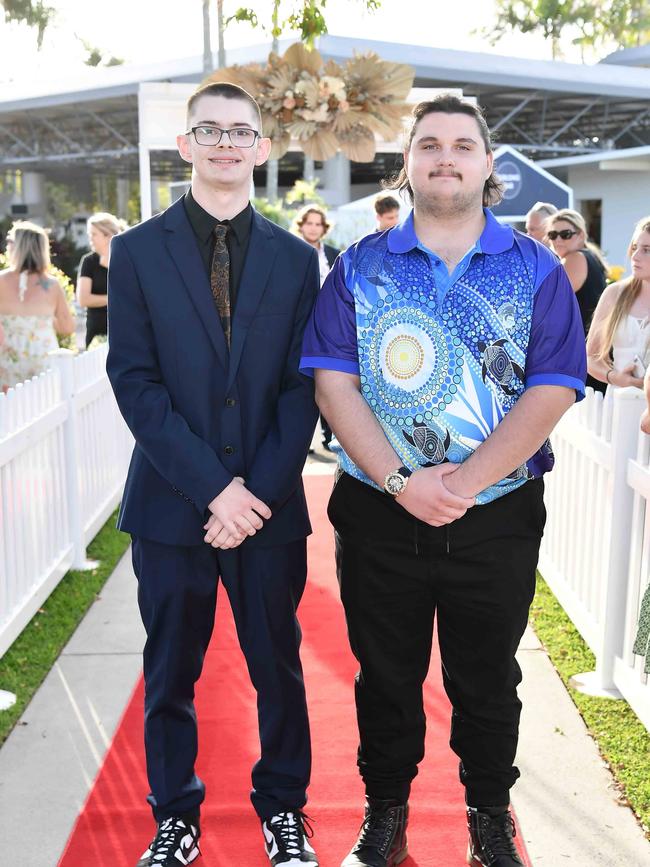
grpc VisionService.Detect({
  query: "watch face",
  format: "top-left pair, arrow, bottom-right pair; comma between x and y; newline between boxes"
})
385,473 -> 405,496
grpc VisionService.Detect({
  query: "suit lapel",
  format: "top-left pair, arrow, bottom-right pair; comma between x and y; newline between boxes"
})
227,211 -> 278,389
163,199 -> 228,370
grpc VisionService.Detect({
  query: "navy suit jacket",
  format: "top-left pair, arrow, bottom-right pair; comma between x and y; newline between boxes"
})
107,198 -> 320,547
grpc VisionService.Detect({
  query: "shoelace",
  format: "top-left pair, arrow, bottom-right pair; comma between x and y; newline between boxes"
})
479,811 -> 518,858
150,818 -> 195,864
268,811 -> 314,856
356,809 -> 396,853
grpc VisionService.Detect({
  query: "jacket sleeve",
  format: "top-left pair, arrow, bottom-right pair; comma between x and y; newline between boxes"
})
106,234 -> 232,514
245,249 -> 320,511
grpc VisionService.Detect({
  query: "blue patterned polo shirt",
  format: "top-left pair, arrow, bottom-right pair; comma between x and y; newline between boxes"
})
300,209 -> 586,504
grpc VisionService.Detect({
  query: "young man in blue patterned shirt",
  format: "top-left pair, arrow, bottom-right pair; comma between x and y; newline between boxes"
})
300,96 -> 586,867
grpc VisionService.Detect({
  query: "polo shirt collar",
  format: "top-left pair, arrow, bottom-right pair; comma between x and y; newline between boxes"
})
387,207 -> 514,256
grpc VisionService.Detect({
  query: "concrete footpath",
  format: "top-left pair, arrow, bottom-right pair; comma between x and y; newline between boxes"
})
1,455 -> 649,865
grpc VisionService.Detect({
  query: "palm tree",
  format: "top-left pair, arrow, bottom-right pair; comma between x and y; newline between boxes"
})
202,0 -> 213,74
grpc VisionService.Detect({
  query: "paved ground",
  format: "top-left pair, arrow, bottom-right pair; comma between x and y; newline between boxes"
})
1,445 -> 649,865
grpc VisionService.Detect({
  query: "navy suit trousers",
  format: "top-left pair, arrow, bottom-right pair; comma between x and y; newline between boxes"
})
131,536 -> 311,822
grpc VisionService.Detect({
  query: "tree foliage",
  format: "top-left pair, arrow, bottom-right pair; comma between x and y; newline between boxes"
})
487,0 -> 650,59
1,0 -> 55,49
75,34 -> 124,67
590,0 -> 650,49
229,0 -> 381,49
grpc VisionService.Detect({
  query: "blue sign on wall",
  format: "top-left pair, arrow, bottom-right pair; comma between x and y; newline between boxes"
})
492,146 -> 572,220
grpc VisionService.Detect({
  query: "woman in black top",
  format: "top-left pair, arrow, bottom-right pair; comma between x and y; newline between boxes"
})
76,212 -> 125,348
547,208 -> 608,394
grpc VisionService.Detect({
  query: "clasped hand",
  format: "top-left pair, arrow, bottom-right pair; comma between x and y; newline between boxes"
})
611,362 -> 644,390
397,463 -> 475,526
203,477 -> 272,549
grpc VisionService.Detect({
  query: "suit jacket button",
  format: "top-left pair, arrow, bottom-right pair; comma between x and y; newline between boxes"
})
224,445 -> 235,455
226,398 -> 236,407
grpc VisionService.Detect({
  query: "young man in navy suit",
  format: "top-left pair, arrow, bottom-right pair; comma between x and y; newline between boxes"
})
107,83 -> 320,867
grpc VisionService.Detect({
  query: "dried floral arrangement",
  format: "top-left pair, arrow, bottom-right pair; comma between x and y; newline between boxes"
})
203,42 -> 414,162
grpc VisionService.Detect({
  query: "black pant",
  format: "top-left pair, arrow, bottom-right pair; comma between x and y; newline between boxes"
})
320,413 -> 332,446
132,536 -> 311,822
328,472 -> 545,807
85,310 -> 107,348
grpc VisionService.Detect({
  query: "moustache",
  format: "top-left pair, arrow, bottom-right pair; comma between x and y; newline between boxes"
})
429,171 -> 462,179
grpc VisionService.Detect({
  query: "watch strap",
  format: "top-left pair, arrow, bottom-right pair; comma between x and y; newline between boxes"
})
383,465 -> 412,497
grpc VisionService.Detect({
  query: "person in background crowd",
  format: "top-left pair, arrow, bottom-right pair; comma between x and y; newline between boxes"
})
294,204 -> 338,286
524,202 -> 557,246
588,216 -> 650,392
374,193 -> 401,232
294,203 -> 337,449
77,212 -> 126,349
301,95 -> 586,867
374,193 -> 401,231
0,221 -> 74,392
547,208 -> 607,394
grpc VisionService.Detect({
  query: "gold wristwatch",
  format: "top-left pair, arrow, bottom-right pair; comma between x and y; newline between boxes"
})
383,466 -> 412,497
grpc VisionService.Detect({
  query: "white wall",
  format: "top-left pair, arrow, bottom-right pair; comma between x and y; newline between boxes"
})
566,164 -> 650,270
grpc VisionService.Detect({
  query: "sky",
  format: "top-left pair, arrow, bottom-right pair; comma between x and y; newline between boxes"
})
0,0 -> 614,88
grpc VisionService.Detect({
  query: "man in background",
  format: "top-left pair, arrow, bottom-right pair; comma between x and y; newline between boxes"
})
374,193 -> 401,232
525,201 -> 558,246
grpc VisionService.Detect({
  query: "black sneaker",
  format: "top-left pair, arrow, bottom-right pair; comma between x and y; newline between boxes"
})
341,799 -> 409,867
466,807 -> 524,866
136,816 -> 201,866
261,810 -> 318,865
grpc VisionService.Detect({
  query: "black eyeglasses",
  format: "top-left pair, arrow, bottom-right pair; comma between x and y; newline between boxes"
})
185,126 -> 260,147
547,229 -> 579,241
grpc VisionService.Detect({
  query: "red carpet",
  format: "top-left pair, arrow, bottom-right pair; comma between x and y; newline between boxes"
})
59,474 -> 531,866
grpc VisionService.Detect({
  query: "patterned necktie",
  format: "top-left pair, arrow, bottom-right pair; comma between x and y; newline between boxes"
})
210,223 -> 231,347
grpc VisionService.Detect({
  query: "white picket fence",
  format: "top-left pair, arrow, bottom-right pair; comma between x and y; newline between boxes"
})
0,346 -> 133,658
3,350 -> 650,730
539,385 -> 650,730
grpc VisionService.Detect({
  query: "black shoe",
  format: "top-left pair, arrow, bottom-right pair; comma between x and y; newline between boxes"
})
261,810 -> 318,865
466,807 -> 524,866
341,799 -> 408,867
136,816 -> 200,866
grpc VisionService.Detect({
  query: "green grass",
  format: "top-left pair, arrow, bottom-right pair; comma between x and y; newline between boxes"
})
0,509 -> 130,745
531,574 -> 650,836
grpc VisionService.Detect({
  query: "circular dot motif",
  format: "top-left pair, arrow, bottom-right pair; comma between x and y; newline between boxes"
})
385,334 -> 424,381
359,304 -> 464,426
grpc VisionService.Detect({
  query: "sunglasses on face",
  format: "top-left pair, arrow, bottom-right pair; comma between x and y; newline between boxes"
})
547,229 -> 579,241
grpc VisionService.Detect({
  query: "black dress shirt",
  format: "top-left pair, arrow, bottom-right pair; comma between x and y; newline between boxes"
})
183,189 -> 252,310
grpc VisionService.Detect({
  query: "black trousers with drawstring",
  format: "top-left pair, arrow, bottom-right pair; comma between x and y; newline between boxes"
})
328,471 -> 545,807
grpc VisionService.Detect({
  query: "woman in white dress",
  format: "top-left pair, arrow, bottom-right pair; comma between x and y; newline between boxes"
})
0,221 -> 75,392
587,216 -> 650,390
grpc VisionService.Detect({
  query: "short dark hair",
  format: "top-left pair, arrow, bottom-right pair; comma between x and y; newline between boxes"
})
384,94 -> 504,207
186,82 -> 262,132
374,194 -> 400,215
